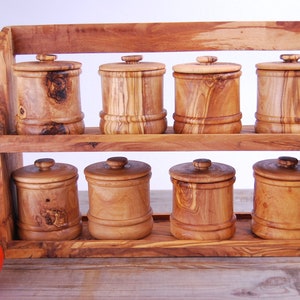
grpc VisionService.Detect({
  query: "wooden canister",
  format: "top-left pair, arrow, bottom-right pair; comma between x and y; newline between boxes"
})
99,55 -> 167,134
255,54 -> 300,133
169,158 -> 236,240
252,156 -> 300,239
84,156 -> 153,239
13,54 -> 85,134
172,56 -> 242,133
12,158 -> 82,240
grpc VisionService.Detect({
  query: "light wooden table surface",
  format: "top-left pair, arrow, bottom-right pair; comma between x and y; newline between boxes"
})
1,190 -> 300,299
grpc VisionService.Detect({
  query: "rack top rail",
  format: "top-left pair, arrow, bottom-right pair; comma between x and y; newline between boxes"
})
3,21 -> 300,55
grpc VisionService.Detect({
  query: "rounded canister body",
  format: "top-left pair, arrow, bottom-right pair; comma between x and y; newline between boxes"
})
169,158 -> 236,240
172,56 -> 242,134
12,158 -> 82,240
84,156 -> 153,239
252,156 -> 300,239
255,54 -> 300,133
99,55 -> 167,134
13,54 -> 85,135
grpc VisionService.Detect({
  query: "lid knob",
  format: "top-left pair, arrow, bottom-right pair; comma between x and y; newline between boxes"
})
34,158 -> 55,171
121,55 -> 143,64
193,158 -> 212,170
196,56 -> 218,65
36,54 -> 57,62
277,156 -> 298,169
106,157 -> 128,169
280,54 -> 300,63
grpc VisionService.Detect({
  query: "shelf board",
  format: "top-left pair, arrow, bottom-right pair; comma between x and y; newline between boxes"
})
5,213 -> 300,258
1,126 -> 300,152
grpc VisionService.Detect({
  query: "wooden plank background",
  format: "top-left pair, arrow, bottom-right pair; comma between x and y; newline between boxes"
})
1,257 -> 300,299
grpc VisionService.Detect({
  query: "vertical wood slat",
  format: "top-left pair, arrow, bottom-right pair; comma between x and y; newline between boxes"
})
7,21 -> 300,55
0,27 -> 22,246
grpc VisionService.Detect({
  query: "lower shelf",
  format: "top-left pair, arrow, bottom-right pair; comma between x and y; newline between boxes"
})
5,213 -> 300,258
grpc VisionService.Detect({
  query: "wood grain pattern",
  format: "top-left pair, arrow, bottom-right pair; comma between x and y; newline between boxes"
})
1,191 -> 300,299
99,56 -> 167,134
4,214 -> 300,258
1,21 -> 300,257
0,154 -> 15,242
84,157 -> 153,239
2,257 -> 300,299
14,55 -> 85,135
0,27 -> 14,133
252,157 -> 300,239
255,68 -> 300,133
0,26 -> 23,245
169,159 -> 236,240
1,126 -> 300,151
7,22 -> 300,54
173,59 -> 241,133
12,158 -> 82,241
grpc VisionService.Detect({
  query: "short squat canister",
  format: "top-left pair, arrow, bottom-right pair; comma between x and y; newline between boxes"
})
84,156 -> 153,239
255,54 -> 300,133
169,158 -> 236,240
99,55 -> 167,134
252,156 -> 300,239
13,54 -> 85,135
172,56 -> 242,133
12,158 -> 82,240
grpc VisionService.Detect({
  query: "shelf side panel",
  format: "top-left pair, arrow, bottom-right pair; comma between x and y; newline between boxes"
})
0,27 -> 23,245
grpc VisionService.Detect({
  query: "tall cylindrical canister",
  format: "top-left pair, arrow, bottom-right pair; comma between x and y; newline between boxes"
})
252,156 -> 300,239
13,54 -> 85,134
172,56 -> 242,133
169,158 -> 236,240
12,158 -> 82,240
84,156 -> 153,239
99,55 -> 167,134
255,54 -> 300,133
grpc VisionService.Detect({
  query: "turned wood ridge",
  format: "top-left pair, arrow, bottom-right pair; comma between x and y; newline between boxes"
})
1,21 -> 300,257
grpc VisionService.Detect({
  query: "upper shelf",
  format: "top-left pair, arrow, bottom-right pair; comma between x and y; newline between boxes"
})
1,126 -> 300,152
2,22 -> 300,152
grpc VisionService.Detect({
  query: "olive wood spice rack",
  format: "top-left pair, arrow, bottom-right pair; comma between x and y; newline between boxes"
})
1,21 -> 300,258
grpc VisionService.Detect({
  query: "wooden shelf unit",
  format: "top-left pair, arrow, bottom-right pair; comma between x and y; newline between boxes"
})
1,21 -> 300,258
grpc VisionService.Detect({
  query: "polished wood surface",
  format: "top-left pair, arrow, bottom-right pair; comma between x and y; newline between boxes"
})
173,56 -> 241,133
8,22 -> 300,54
14,54 -> 84,135
1,126 -> 300,152
3,190 -> 300,259
252,157 -> 300,239
1,192 -> 300,299
12,158 -> 82,241
84,157 -> 153,239
99,55 -> 166,134
2,257 -> 300,299
1,22 -> 300,260
169,159 -> 236,240
255,54 -> 300,133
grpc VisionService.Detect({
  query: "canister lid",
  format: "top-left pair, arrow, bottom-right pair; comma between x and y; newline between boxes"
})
253,156 -> 300,181
169,158 -> 235,183
172,56 -> 241,74
12,158 -> 78,184
99,55 -> 165,72
256,54 -> 300,71
84,156 -> 151,181
13,54 -> 81,72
